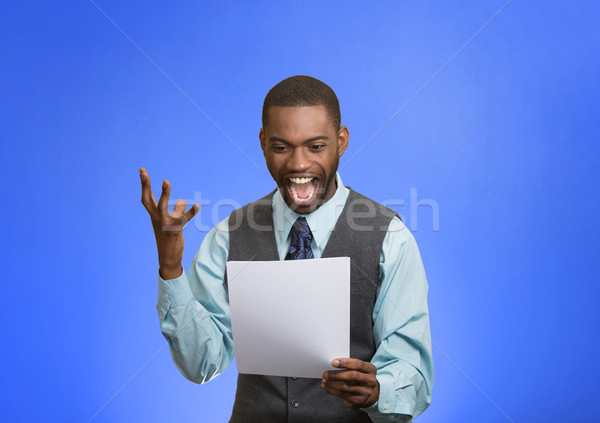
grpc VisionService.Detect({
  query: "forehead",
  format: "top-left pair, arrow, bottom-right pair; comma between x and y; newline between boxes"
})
264,105 -> 335,137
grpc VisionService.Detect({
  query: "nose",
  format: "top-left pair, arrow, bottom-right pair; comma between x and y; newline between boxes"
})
289,147 -> 311,172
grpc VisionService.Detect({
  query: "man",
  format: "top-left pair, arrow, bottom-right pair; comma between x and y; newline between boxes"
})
140,75 -> 433,422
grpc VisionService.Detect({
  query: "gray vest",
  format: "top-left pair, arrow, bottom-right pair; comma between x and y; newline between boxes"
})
227,188 -> 399,423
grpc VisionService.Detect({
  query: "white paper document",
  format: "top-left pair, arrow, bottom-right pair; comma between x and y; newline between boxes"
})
226,257 -> 350,379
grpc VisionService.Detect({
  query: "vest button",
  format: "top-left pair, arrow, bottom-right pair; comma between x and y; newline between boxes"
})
291,377 -> 297,380
291,399 -> 300,408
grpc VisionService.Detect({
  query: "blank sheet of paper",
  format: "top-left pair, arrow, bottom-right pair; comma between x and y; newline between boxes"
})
226,257 -> 350,379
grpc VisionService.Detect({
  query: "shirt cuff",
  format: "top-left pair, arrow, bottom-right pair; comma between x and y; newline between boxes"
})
363,371 -> 415,422
157,269 -> 195,320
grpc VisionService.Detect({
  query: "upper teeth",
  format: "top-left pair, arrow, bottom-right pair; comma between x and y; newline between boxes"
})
289,177 -> 314,184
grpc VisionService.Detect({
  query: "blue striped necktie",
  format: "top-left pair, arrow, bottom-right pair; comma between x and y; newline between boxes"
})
285,217 -> 314,260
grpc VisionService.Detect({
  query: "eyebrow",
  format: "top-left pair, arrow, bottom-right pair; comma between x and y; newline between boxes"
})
268,135 -> 329,144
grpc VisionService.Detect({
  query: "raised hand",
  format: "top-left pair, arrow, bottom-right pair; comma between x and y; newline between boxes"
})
322,358 -> 380,409
139,167 -> 199,279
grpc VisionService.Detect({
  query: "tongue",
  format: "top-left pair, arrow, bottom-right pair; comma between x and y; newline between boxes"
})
295,182 -> 312,199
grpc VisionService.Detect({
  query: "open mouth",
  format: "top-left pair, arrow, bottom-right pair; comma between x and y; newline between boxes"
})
288,177 -> 318,204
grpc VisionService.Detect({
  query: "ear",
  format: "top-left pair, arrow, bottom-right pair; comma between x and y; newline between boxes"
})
337,125 -> 349,157
259,127 -> 266,156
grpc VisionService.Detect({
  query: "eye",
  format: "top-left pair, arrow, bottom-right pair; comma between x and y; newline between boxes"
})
309,144 -> 326,152
272,145 -> 288,152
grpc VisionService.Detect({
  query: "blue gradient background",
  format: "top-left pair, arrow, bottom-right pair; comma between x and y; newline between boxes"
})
2,1 -> 599,422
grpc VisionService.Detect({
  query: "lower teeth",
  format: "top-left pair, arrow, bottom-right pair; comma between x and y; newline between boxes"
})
291,183 -> 315,202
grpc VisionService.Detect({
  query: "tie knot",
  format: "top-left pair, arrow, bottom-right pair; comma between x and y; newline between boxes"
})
291,217 -> 312,241
285,217 -> 314,260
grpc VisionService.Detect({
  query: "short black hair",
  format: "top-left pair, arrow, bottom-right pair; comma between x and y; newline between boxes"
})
262,75 -> 341,130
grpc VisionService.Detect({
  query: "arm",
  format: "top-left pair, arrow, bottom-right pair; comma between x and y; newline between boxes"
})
157,217 -> 234,383
140,168 -> 234,383
364,217 -> 433,421
322,217 -> 433,421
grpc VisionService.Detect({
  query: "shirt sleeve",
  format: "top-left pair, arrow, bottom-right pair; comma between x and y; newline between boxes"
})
363,217 -> 434,422
156,216 -> 234,384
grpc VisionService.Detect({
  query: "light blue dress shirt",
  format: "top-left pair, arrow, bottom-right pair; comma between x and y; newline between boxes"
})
158,173 -> 433,422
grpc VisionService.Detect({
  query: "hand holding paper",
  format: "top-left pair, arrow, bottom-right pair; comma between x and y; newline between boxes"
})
321,358 -> 380,409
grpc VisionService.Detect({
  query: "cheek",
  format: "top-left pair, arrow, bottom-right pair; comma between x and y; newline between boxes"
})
324,155 -> 339,172
266,157 -> 283,176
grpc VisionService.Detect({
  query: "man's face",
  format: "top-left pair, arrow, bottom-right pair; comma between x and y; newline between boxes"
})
260,105 -> 349,214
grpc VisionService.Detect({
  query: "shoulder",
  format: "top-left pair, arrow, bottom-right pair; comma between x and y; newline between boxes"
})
200,215 -> 230,248
229,190 -> 276,226
386,215 -> 415,246
344,189 -> 416,249
193,214 -> 231,270
345,188 -> 401,222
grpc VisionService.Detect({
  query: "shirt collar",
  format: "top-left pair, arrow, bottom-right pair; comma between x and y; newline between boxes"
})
272,172 -> 349,248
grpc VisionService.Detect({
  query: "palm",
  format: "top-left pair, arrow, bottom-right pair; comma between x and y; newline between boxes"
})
139,167 -> 199,277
